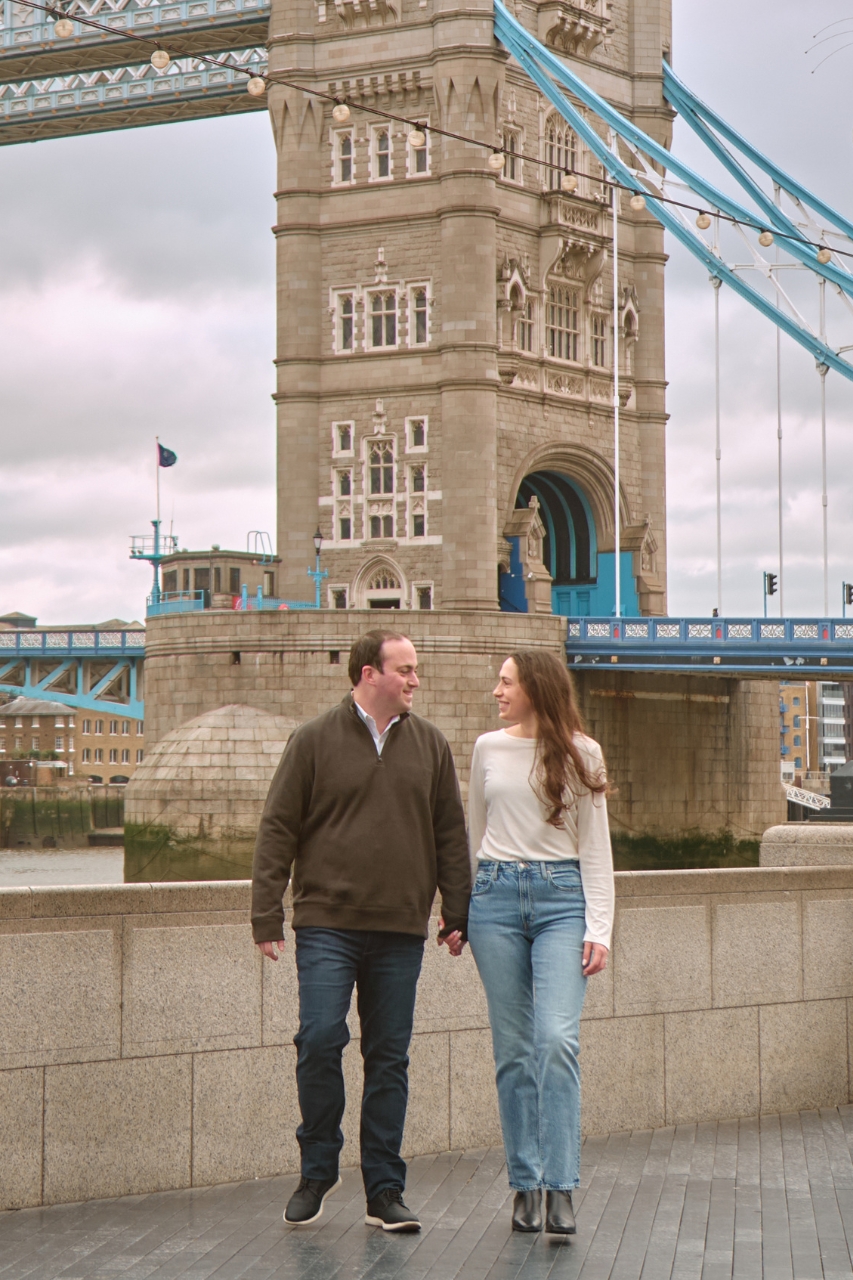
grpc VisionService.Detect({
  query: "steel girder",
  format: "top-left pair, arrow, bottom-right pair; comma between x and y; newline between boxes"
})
0,0 -> 268,143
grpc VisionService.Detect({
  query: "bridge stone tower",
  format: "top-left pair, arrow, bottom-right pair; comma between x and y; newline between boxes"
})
134,0 -> 785,856
269,0 -> 670,618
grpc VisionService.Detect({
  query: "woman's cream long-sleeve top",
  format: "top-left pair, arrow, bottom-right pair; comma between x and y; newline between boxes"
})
467,729 -> 615,948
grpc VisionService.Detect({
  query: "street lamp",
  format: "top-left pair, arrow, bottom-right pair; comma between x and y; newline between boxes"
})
307,526 -> 328,608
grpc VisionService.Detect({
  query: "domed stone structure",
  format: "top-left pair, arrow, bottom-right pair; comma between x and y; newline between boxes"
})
124,704 -> 300,881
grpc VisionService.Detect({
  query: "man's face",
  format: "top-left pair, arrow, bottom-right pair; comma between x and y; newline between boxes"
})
367,638 -> 420,715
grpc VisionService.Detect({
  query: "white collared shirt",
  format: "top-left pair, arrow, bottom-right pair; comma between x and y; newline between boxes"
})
354,698 -> 400,756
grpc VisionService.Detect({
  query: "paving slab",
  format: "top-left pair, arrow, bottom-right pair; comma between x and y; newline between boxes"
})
3,1111 -> 853,1279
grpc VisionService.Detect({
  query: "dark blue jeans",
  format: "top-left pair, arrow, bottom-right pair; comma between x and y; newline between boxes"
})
293,927 -> 425,1201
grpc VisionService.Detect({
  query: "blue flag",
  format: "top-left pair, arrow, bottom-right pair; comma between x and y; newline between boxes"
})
158,444 -> 178,468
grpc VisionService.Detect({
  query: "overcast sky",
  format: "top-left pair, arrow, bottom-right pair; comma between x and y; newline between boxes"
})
1,0 -> 852,624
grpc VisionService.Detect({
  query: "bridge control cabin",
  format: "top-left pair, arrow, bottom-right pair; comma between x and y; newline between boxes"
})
155,548 -> 283,614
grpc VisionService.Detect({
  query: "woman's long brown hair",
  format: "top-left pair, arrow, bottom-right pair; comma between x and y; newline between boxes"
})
510,649 -> 606,827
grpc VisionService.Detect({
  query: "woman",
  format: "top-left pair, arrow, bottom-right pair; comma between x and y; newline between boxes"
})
467,650 -> 614,1235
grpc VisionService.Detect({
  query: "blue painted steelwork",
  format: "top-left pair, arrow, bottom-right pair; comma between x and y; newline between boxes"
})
146,591 -> 205,617
0,628 -> 145,717
493,1 -> 853,384
565,616 -> 853,678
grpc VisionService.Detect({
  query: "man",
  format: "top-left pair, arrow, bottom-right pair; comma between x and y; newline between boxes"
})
252,628 -> 471,1233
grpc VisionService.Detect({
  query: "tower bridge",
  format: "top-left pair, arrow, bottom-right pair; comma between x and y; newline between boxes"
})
0,626 -> 144,718
7,0 -> 853,840
0,0 -> 267,143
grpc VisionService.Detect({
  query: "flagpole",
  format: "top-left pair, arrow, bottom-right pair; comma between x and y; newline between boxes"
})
155,435 -> 161,529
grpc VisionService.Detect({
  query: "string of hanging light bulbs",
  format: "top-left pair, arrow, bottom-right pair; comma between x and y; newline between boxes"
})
9,0 -> 843,266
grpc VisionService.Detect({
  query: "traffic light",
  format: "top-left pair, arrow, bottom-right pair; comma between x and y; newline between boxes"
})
846,583 -> 853,606
765,572 -> 778,596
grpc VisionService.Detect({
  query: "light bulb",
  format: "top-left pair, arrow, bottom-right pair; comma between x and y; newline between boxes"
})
695,212 -> 711,230
246,77 -> 266,96
817,247 -> 832,265
332,102 -> 350,123
629,193 -> 645,210
487,151 -> 505,171
54,16 -> 73,37
150,49 -> 170,70
758,230 -> 774,247
560,171 -> 578,192
408,129 -> 426,148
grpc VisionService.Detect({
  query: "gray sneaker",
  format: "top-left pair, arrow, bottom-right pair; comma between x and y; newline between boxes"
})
284,1175 -> 342,1225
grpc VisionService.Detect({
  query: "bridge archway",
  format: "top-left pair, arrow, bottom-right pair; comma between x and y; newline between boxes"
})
502,445 -> 638,616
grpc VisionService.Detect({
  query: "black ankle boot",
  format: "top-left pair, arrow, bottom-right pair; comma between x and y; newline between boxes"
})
511,1189 -> 542,1232
544,1189 -> 576,1234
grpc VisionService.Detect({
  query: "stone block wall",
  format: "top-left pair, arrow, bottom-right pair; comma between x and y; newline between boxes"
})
142,610 -> 785,839
3,865 -> 853,1210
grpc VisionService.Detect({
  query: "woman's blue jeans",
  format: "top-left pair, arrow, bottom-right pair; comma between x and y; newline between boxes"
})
468,860 -> 587,1191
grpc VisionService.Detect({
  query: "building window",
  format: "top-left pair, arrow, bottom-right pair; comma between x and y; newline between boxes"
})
0,739 -> 5,753
162,569 -> 177,594
121,720 -> 130,736
121,749 -> 130,764
55,737 -> 63,752
369,292 -> 397,348
54,717 -> 64,728
547,285 -> 580,361
95,720 -> 104,735
14,736 -> 22,750
793,696 -> 801,705
406,417 -> 427,451
546,117 -> 577,190
137,721 -> 144,735
109,720 -> 118,736
793,735 -> 802,746
14,717 -> 22,728
793,715 -> 801,728
82,719 -> 91,734
370,514 -> 395,539
411,465 -> 426,493
109,749 -> 118,764
333,130 -> 354,184
795,756 -> 803,769
333,589 -> 348,609
213,567 -> 221,594
82,748 -> 91,763
31,737 -> 40,752
68,717 -> 75,729
370,442 -> 395,494
335,293 -> 355,353
592,314 -> 608,367
338,517 -> 351,540
370,127 -> 392,181
410,288 -> 429,346
502,129 -> 522,183
417,586 -> 432,610
229,567 -> 240,595
338,470 -> 352,497
182,567 -> 190,591
407,126 -> 429,177
517,298 -> 535,352
263,571 -> 275,598
335,422 -> 353,454
94,748 -> 103,763
412,513 -> 425,538
32,716 -> 40,728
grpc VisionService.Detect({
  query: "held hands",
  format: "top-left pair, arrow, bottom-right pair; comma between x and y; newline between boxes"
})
582,941 -> 608,976
256,940 -> 286,961
437,917 -> 466,957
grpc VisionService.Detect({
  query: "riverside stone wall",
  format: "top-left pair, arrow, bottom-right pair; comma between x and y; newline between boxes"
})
3,865 -> 853,1210
141,609 -> 785,840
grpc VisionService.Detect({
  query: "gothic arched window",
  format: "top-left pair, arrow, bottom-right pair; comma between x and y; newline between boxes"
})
546,117 -> 578,190
546,285 -> 580,360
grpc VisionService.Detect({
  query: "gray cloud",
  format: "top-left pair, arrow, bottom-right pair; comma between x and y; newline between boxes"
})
2,3 -> 853,624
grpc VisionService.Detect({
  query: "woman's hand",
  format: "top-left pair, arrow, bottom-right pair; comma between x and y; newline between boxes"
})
437,917 -> 466,957
582,941 -> 608,975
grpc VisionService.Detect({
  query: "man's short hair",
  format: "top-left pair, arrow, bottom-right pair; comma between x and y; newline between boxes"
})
348,629 -> 408,687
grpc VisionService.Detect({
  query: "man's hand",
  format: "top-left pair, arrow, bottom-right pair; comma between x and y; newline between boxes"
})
437,918 -> 466,957
256,940 -> 285,961
582,942 -> 608,976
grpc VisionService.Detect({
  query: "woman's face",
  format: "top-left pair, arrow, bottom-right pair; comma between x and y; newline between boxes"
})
493,658 -> 534,725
